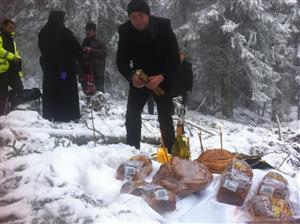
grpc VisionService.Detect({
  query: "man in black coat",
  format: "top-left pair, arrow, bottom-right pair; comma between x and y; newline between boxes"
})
38,10 -> 83,122
116,0 -> 180,152
172,50 -> 193,107
81,22 -> 107,93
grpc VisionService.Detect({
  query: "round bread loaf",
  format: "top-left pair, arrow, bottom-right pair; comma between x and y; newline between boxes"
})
196,149 -> 234,174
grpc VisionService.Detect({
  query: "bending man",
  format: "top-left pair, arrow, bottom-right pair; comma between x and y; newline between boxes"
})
116,0 -> 180,152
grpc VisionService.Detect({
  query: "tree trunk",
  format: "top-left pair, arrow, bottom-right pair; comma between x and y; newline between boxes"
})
298,94 -> 300,120
271,94 -> 283,122
221,66 -> 233,118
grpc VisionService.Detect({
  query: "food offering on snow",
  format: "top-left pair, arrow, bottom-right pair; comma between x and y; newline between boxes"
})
121,180 -> 176,213
256,172 -> 289,200
217,159 -> 253,206
244,171 -> 299,223
115,155 -> 153,181
245,195 -> 300,223
196,148 -> 234,174
152,157 -> 213,197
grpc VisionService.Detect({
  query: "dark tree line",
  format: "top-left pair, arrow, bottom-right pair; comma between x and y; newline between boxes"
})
165,0 -> 300,120
1,0 -> 299,120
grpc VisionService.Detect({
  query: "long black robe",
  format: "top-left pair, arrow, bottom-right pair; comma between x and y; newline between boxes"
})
171,60 -> 193,97
38,11 -> 83,122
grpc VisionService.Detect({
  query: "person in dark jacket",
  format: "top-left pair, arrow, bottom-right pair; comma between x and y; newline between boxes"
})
0,19 -> 23,116
172,50 -> 193,107
116,0 -> 180,153
81,22 -> 107,93
38,10 -> 83,122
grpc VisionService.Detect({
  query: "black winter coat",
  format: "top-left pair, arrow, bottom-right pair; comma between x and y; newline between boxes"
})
116,16 -> 180,90
38,14 -> 83,122
172,60 -> 193,97
81,37 -> 106,80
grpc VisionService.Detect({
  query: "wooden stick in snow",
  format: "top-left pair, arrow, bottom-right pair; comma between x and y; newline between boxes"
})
220,126 -> 223,150
274,153 -> 296,177
274,167 -> 296,178
183,120 -> 193,137
276,114 -> 283,141
195,96 -> 207,112
198,130 -> 204,154
181,119 -> 216,136
278,153 -> 290,170
90,103 -> 97,147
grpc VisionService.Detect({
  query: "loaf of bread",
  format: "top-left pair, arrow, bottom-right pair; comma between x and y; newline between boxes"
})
246,195 -> 299,223
196,149 -> 234,174
250,217 -> 300,224
216,159 -> 253,206
257,172 -> 288,200
120,180 -> 176,213
152,157 -> 212,197
115,155 -> 153,181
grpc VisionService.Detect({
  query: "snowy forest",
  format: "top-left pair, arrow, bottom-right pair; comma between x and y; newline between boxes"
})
1,0 -> 300,223
1,0 -> 299,120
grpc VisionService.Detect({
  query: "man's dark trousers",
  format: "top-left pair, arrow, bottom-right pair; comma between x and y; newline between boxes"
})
125,85 -> 175,153
0,66 -> 23,115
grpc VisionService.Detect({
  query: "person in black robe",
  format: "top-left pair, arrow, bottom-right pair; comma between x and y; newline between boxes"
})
172,50 -> 193,107
38,10 -> 83,122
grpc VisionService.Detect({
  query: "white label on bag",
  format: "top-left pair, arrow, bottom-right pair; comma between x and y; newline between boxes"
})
237,174 -> 251,182
264,179 -> 285,187
223,179 -> 239,192
259,185 -> 274,197
127,160 -> 142,168
231,170 -> 251,182
154,189 -> 169,201
143,183 -> 159,192
125,166 -> 136,176
125,175 -> 132,181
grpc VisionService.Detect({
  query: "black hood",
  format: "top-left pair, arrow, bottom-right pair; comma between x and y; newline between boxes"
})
46,10 -> 65,27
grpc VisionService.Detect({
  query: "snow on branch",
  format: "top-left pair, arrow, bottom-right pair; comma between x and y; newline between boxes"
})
221,19 -> 239,33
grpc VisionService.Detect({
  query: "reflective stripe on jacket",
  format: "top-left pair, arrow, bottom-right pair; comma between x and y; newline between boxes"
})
0,34 -> 21,74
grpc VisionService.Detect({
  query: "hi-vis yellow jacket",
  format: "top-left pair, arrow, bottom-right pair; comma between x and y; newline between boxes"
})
0,33 -> 22,76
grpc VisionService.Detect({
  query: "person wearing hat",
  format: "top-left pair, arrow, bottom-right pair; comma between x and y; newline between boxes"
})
81,22 -> 107,94
116,0 -> 180,153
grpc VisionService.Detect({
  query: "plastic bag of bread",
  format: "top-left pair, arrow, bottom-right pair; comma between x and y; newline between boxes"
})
120,180 -> 176,213
196,149 -> 234,174
246,195 -> 300,223
217,159 -> 253,206
152,157 -> 213,197
115,155 -> 152,181
257,172 -> 289,200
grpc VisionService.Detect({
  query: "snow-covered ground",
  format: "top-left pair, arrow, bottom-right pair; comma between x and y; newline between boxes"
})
0,96 -> 299,223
